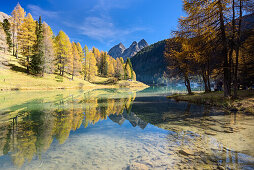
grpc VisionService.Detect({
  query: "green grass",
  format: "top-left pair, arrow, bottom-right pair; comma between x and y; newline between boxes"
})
0,52 -> 148,91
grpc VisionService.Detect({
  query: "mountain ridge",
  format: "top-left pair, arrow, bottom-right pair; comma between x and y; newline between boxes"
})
108,39 -> 148,60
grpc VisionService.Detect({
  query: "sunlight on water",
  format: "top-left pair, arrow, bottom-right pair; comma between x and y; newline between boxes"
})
0,87 -> 253,169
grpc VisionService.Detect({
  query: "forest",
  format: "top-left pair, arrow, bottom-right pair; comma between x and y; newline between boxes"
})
0,3 -> 136,85
164,0 -> 254,98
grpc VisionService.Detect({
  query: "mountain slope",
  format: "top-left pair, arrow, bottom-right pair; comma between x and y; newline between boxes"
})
108,39 -> 148,60
130,40 -> 167,85
0,12 -> 10,22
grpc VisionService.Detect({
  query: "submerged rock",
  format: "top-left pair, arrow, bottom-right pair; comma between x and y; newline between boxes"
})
179,149 -> 194,156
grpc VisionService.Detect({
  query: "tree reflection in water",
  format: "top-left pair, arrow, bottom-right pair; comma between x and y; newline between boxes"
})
0,89 -> 138,167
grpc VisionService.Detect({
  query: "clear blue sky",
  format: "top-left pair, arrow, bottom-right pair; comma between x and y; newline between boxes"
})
1,0 -> 184,51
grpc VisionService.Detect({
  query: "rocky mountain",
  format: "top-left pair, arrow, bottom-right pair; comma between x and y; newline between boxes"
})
108,43 -> 126,60
108,39 -> 148,61
0,12 -> 10,22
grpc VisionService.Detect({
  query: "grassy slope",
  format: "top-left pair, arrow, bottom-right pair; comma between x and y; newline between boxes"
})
168,90 -> 254,113
0,52 -> 148,91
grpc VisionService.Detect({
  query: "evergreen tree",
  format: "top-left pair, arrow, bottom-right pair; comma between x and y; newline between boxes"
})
31,16 -> 44,75
2,19 -> 12,52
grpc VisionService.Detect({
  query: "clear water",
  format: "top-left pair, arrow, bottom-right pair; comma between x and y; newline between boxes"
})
0,87 -> 253,170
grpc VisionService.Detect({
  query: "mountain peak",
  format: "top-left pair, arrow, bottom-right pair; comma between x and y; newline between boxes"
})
108,39 -> 149,60
138,39 -> 148,49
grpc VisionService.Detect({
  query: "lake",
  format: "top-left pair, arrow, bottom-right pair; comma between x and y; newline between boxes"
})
0,87 -> 253,170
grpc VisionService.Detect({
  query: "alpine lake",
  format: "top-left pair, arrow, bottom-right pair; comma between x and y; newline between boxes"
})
0,86 -> 253,170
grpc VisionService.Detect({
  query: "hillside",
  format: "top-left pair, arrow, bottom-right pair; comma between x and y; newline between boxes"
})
0,52 -> 148,91
131,40 -> 167,85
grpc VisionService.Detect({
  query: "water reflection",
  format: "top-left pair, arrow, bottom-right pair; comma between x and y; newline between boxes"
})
0,89 -> 140,168
0,88 -> 253,169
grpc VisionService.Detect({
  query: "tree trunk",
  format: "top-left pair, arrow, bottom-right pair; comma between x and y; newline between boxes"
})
26,56 -> 29,74
218,0 -> 230,97
184,74 -> 192,95
233,0 -> 242,99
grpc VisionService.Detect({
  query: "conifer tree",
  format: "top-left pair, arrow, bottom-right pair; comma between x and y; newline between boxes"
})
2,19 -> 12,52
54,30 -> 72,76
125,63 -> 132,80
18,13 -> 37,74
71,42 -> 81,80
84,51 -> 97,81
75,42 -> 84,74
42,22 -> 55,74
31,16 -> 44,75
115,58 -> 124,79
11,3 -> 26,57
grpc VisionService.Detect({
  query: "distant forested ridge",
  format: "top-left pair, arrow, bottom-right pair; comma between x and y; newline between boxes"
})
131,40 -> 167,85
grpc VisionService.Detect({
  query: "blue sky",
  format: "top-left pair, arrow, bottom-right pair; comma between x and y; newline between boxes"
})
1,0 -> 184,51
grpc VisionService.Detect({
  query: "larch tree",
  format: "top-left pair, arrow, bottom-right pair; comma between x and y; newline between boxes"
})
11,3 -> 26,57
82,45 -> 89,80
2,19 -> 12,52
165,38 -> 194,95
42,22 -> 55,74
54,30 -> 72,76
108,58 -> 115,77
115,58 -> 124,79
84,51 -> 97,81
18,13 -> 37,74
71,42 -> 81,80
75,42 -> 83,74
125,62 -> 132,80
181,0 -> 231,96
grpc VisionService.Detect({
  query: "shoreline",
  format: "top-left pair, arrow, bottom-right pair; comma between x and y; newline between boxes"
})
167,90 -> 254,114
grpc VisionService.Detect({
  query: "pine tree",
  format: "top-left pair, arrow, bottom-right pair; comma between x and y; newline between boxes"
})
31,16 -> 44,75
18,13 -> 37,74
11,3 -> 26,57
42,22 -> 55,74
2,19 -> 12,52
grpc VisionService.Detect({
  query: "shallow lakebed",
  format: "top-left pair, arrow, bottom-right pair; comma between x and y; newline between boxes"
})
0,87 -> 253,169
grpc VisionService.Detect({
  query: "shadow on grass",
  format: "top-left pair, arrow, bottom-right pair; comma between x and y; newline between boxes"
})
8,63 -> 27,73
